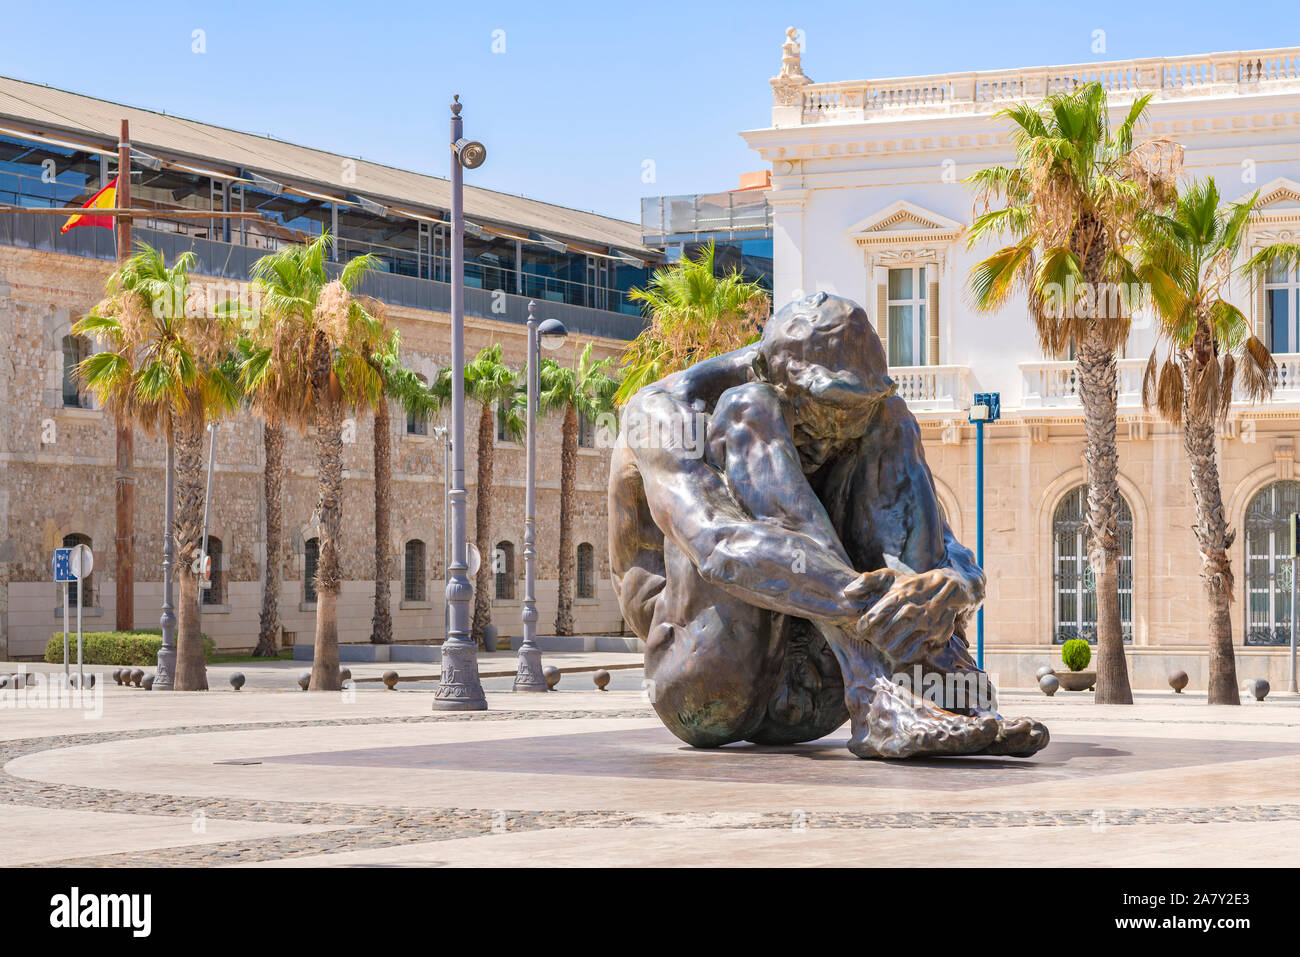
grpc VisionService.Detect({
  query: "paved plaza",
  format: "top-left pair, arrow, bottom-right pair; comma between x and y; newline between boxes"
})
1,658 -> 1297,868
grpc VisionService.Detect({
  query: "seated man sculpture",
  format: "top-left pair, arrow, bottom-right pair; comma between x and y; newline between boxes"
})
608,292 -> 1048,759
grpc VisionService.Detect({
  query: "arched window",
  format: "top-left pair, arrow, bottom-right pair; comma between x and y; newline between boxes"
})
1244,480 -> 1300,646
62,533 -> 93,607
62,335 -> 90,408
406,376 -> 430,435
1052,486 -> 1133,644
404,539 -> 427,602
202,536 -> 224,605
494,541 -> 516,600
576,542 -> 595,599
578,411 -> 596,449
304,537 -> 320,604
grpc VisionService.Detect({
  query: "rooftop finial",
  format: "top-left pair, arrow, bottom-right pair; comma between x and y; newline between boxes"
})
771,27 -> 810,111
451,94 -> 463,116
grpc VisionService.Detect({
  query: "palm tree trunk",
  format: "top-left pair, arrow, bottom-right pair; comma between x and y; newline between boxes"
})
371,399 -> 394,644
555,404 -> 578,635
173,408 -> 209,691
472,402 -> 495,647
310,332 -> 343,691
1077,329 -> 1133,704
254,419 -> 283,657
1182,353 -> 1240,705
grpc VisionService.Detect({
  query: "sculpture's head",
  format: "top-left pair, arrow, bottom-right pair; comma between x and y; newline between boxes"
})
755,292 -> 896,445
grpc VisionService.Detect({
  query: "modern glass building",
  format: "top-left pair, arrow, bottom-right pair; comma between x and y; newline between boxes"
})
640,174 -> 773,291
0,76 -> 658,339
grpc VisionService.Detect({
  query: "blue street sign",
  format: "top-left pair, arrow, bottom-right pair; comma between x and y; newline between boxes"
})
52,547 -> 74,583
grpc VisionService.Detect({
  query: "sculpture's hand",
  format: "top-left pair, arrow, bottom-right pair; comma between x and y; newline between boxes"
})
854,568 -> 976,664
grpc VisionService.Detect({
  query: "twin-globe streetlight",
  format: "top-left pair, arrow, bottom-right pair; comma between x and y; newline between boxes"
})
433,96 -> 566,710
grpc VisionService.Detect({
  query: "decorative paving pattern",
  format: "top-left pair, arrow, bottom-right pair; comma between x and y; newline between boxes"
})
5,709 -> 1300,867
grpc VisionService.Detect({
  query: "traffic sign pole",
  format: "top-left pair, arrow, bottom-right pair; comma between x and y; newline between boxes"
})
76,573 -> 83,688
62,583 -> 70,683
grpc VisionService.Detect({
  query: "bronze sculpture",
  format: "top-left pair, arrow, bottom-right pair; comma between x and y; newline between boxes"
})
609,292 -> 1048,759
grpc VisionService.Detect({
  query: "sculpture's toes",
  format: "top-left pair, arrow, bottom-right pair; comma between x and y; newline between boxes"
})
978,716 -> 1050,757
847,678 -> 999,760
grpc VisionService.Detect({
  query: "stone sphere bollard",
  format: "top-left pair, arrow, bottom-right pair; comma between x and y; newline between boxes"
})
1035,665 -> 1055,681
142,674 -> 155,691
1168,669 -> 1189,693
131,668 -> 145,687
229,672 -> 246,692
339,667 -> 352,683
1250,678 -> 1270,701
382,670 -> 399,690
297,671 -> 311,691
0,675 -> 8,690
1039,674 -> 1060,697
84,673 -> 96,689
593,669 -> 611,691
112,668 -> 123,685
543,665 -> 561,689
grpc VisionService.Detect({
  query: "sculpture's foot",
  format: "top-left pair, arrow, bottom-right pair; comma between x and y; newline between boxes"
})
975,714 -> 1050,757
847,677 -> 999,760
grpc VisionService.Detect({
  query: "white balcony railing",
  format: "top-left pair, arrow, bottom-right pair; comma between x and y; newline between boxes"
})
891,364 -> 973,412
1020,354 -> 1300,411
1020,359 -> 1147,409
796,48 -> 1300,124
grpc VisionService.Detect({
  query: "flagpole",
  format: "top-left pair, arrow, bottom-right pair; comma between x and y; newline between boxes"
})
114,118 -> 136,633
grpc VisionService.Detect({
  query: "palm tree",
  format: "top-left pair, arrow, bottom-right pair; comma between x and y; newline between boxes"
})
1135,178 -> 1300,704
253,417 -> 284,658
433,344 -> 524,646
966,82 -> 1178,704
540,343 -> 618,634
240,234 -> 391,690
615,242 -> 768,405
365,340 -> 442,644
73,244 -> 240,691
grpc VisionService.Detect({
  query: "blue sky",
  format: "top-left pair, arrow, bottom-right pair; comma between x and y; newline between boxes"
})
1,1 -> 1294,222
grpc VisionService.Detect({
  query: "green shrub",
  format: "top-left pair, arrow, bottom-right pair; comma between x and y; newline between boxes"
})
1061,638 -> 1092,672
45,629 -> 216,666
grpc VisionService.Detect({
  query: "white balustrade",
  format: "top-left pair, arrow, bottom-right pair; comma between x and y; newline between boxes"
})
1019,358 -> 1148,410
794,48 -> 1300,124
890,364 -> 972,412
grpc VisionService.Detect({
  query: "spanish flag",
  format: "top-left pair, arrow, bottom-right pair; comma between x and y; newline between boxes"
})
60,177 -> 118,233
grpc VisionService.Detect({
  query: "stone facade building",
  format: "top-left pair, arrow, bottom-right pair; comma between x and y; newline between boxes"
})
0,78 -> 651,658
744,35 -> 1300,688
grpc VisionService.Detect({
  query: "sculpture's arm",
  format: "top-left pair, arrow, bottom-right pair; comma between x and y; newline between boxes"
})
624,385 -> 868,622
864,399 -> 984,593
854,398 -> 985,661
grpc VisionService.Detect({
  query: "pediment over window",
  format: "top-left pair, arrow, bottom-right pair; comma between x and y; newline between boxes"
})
847,200 -> 965,248
1247,178 -> 1300,232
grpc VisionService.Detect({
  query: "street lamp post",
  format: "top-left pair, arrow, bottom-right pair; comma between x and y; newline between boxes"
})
433,96 -> 488,711
968,392 -> 1000,671
515,302 -> 566,692
154,418 -> 178,689
434,423 -> 450,641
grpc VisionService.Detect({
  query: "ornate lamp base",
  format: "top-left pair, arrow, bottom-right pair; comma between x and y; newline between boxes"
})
432,640 -> 487,711
513,646 -> 548,692
153,648 -> 176,691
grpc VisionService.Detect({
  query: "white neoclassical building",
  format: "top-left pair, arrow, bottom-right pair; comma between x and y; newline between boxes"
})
742,33 -> 1300,689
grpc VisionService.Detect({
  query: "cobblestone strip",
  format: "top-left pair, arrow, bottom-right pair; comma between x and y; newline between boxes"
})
5,709 -> 1300,867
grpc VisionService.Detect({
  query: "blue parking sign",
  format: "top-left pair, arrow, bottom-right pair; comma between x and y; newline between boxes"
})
52,548 -> 74,583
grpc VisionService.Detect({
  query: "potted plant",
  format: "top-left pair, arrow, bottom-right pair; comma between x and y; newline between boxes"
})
1056,638 -> 1097,691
